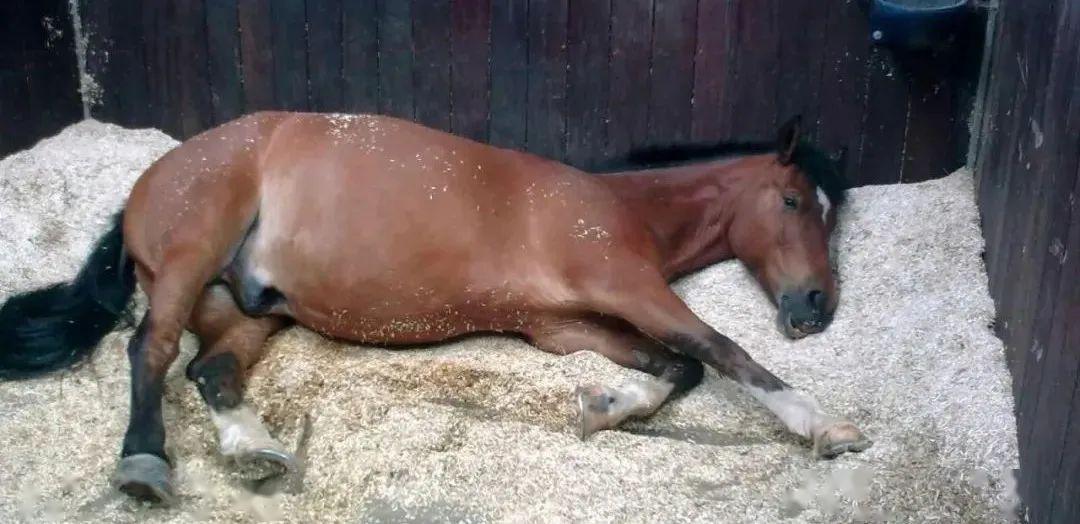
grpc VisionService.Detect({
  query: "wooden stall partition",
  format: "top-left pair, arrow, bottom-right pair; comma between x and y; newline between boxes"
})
77,0 -> 984,187
0,0 -> 82,157
972,0 -> 1080,521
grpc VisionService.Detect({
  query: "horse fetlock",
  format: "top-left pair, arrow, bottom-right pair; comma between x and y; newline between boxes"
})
574,380 -> 673,439
209,404 -> 294,477
812,419 -> 873,459
190,352 -> 244,410
113,453 -> 177,506
575,384 -> 621,439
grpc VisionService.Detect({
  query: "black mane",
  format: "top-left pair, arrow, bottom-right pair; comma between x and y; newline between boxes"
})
599,140 -> 849,207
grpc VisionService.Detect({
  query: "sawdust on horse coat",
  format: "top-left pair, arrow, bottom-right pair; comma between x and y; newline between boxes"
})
0,111 -> 870,505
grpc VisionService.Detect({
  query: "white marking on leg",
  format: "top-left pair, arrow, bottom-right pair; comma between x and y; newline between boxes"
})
816,187 -> 831,224
209,404 -> 281,457
745,385 -> 829,439
616,380 -> 676,419
580,380 -> 675,434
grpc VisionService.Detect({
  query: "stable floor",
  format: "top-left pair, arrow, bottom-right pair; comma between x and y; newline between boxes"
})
0,121 -> 1017,523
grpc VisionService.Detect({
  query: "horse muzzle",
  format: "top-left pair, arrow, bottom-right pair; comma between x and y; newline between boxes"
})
777,289 -> 833,339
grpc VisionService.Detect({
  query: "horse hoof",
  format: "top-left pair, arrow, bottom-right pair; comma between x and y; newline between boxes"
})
814,421 -> 874,459
575,384 -> 617,439
113,454 -> 176,506
233,448 -> 297,480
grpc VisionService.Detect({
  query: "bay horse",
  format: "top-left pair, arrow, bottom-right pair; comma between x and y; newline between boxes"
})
0,112 -> 870,505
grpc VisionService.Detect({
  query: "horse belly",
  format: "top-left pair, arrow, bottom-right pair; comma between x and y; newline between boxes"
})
269,266 -> 545,344
291,302 -> 486,345
239,215 -> 537,346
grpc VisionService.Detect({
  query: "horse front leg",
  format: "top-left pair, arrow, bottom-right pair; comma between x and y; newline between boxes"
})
527,315 -> 704,438
578,263 -> 873,458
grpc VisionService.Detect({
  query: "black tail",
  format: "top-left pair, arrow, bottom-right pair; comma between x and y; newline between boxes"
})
0,212 -> 136,379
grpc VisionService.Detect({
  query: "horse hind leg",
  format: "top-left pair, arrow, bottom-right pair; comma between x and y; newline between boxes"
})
186,284 -> 293,478
113,252 -> 225,504
527,315 -> 704,438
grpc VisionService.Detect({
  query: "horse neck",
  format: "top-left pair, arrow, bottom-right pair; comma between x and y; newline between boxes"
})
599,156 -> 767,279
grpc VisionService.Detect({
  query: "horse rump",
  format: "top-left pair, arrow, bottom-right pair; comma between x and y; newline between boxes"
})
0,212 -> 136,379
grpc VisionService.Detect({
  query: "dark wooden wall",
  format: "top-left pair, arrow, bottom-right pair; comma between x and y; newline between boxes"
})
0,0 -> 83,157
972,0 -> 1080,521
77,0 -> 982,185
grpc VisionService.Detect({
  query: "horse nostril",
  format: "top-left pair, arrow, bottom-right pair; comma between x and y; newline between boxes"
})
807,289 -> 825,310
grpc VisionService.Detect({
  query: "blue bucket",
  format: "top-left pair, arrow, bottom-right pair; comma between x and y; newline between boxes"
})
869,0 -> 971,50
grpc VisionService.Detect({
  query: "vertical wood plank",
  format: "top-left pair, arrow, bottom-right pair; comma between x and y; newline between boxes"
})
973,0 -> 1080,520
269,0 -> 309,111
342,0 -> 378,113
80,0 -> 150,126
79,0 -> 112,118
902,31 -> 983,184
412,0 -> 452,130
1057,301 -> 1080,519
726,0 -> 779,140
0,67 -> 34,157
377,0 -> 414,119
647,0 -> 697,144
976,2 -> 1021,350
488,0 -> 528,149
0,0 -> 29,55
0,3 -> 34,154
306,0 -> 343,112
565,0 -> 611,169
775,0 -> 827,141
79,0 -> 115,118
525,0 -> 568,159
238,0 -> 276,111
973,14 -> 1008,276
1027,2 -> 1080,406
985,0 -> 1055,303
32,0 -> 83,126
606,0 -> 653,158
175,0 -> 213,137
901,71 -> 960,182
814,1 -> 871,172
1014,4 -> 1080,520
39,0 -> 84,133
1053,210 -> 1080,515
450,0 -> 492,141
26,55 -> 84,137
691,0 -> 734,142
112,0 -> 152,125
1009,29 -> 1078,466
857,48 -> 907,185
206,0 -> 244,123
1025,169 -> 1080,522
992,0 -> 1060,404
0,0 -> 81,155
142,0 -> 172,132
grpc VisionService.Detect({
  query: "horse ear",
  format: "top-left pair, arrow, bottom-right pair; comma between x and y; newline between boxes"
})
777,115 -> 802,165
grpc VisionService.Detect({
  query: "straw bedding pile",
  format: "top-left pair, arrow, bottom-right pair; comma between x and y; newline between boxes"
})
0,121 -> 1018,523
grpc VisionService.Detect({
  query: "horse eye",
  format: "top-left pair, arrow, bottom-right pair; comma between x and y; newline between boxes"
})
783,196 -> 798,210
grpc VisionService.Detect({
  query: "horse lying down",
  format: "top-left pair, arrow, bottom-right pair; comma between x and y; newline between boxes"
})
0,112 -> 871,505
